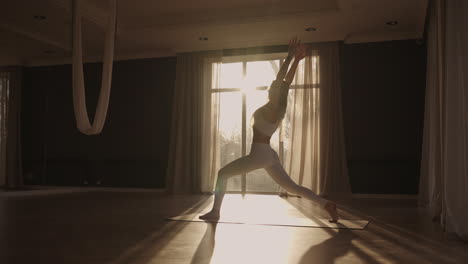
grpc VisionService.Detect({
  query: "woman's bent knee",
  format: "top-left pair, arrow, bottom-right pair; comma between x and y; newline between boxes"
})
217,168 -> 230,180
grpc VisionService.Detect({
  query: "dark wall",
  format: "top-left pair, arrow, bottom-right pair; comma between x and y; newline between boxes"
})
341,40 -> 426,194
22,57 -> 176,188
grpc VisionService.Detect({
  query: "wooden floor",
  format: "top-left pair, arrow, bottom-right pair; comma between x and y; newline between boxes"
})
1,189 -> 467,264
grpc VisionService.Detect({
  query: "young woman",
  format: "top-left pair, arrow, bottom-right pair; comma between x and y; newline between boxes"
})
200,37 -> 339,223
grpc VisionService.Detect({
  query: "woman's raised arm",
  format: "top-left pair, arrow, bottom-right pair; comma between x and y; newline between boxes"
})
284,43 -> 307,85
276,37 -> 298,81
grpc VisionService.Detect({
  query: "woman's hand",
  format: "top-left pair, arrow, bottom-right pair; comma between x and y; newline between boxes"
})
277,37 -> 299,81
287,37 -> 299,59
294,43 -> 307,61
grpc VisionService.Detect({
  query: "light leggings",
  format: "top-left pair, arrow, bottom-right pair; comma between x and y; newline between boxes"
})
212,143 -> 328,211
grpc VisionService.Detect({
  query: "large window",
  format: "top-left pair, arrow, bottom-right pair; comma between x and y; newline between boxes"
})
211,53 -> 318,193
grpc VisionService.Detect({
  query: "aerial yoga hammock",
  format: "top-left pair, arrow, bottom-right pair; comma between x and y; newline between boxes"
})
72,0 -> 116,135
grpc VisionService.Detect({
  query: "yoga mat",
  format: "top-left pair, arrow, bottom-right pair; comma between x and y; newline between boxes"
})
167,213 -> 369,230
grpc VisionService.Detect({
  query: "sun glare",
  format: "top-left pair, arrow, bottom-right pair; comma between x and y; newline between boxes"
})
218,60 -> 279,136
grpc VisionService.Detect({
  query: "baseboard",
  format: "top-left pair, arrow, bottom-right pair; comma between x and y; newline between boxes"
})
202,192 -> 418,200
24,185 -> 166,192
352,193 -> 418,199
1,185 -> 166,198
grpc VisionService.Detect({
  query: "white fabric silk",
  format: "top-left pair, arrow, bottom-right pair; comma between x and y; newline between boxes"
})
72,0 -> 116,135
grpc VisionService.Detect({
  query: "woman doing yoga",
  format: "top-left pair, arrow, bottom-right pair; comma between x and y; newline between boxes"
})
200,37 -> 339,223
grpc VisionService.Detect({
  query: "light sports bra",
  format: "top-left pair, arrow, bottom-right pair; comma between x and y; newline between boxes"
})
251,109 -> 280,136
251,80 -> 288,136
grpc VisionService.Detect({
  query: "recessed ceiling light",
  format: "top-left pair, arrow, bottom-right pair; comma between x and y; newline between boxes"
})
305,27 -> 317,32
386,21 -> 398,26
44,50 -> 56,54
199,36 -> 209,41
34,15 -> 47,20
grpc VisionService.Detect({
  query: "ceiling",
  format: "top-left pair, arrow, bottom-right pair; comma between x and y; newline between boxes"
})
0,0 -> 428,66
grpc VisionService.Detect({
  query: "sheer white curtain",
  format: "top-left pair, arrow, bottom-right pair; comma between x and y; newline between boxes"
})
282,54 -> 321,193
420,0 -> 468,240
0,71 -> 9,187
284,44 -> 351,196
443,0 -> 468,239
166,51 -> 222,194
0,67 -> 22,189
419,0 -> 445,221
202,61 -> 222,192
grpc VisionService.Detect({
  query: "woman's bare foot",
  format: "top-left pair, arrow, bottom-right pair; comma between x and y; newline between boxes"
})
324,202 -> 339,223
199,210 -> 220,220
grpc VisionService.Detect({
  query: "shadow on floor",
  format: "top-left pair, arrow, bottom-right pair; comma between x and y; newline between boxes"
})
298,227 -> 360,264
191,223 -> 218,264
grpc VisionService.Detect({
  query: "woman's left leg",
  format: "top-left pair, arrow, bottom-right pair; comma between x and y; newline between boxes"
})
265,163 -> 327,207
265,163 -> 339,222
